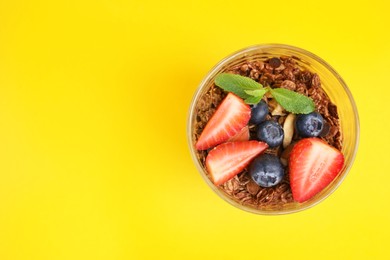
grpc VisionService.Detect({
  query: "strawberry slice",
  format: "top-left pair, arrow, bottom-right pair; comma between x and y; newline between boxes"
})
206,141 -> 268,185
228,126 -> 250,142
289,138 -> 344,203
195,93 -> 251,150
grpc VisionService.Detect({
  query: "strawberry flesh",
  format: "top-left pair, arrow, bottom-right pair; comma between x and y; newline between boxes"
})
289,138 -> 344,203
195,93 -> 251,150
206,141 -> 268,185
228,126 -> 250,142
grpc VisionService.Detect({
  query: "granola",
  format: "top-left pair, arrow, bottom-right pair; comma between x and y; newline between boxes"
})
193,56 -> 342,210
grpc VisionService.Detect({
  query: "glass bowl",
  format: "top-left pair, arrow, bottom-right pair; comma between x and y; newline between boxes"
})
187,44 -> 359,215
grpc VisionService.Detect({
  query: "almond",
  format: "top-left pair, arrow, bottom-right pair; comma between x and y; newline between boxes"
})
283,113 -> 296,148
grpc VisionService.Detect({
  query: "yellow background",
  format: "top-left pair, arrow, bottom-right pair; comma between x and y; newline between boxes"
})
0,0 -> 389,259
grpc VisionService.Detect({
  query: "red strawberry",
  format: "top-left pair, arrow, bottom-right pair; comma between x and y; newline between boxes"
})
206,141 -> 268,185
228,126 -> 250,142
195,93 -> 251,150
289,138 -> 344,203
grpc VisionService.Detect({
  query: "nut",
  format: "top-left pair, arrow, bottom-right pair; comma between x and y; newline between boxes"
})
283,113 -> 296,148
271,103 -> 286,116
269,99 -> 286,116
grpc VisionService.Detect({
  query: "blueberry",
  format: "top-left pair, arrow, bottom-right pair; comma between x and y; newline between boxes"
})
256,121 -> 284,147
295,112 -> 324,137
250,100 -> 269,124
249,154 -> 284,188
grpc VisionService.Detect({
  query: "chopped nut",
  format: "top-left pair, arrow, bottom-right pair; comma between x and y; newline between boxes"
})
283,113 -> 296,148
268,99 -> 286,116
271,103 -> 286,116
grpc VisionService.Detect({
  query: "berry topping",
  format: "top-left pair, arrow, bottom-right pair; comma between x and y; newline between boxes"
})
249,154 -> 284,188
289,138 -> 344,203
295,112 -> 324,137
249,100 -> 269,124
196,93 -> 251,150
256,121 -> 284,148
206,141 -> 268,185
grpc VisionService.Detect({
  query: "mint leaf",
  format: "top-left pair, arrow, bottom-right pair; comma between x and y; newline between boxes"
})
244,89 -> 267,97
215,73 -> 264,99
269,88 -> 315,114
214,73 -> 315,111
244,95 -> 263,105
243,89 -> 267,104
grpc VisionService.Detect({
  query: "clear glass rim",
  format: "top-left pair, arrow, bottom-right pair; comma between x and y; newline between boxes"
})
187,43 -> 360,215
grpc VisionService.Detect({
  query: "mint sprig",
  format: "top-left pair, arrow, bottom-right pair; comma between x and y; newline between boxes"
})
215,73 -> 315,114
244,95 -> 264,105
215,73 -> 264,99
268,88 -> 315,114
244,89 -> 268,104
